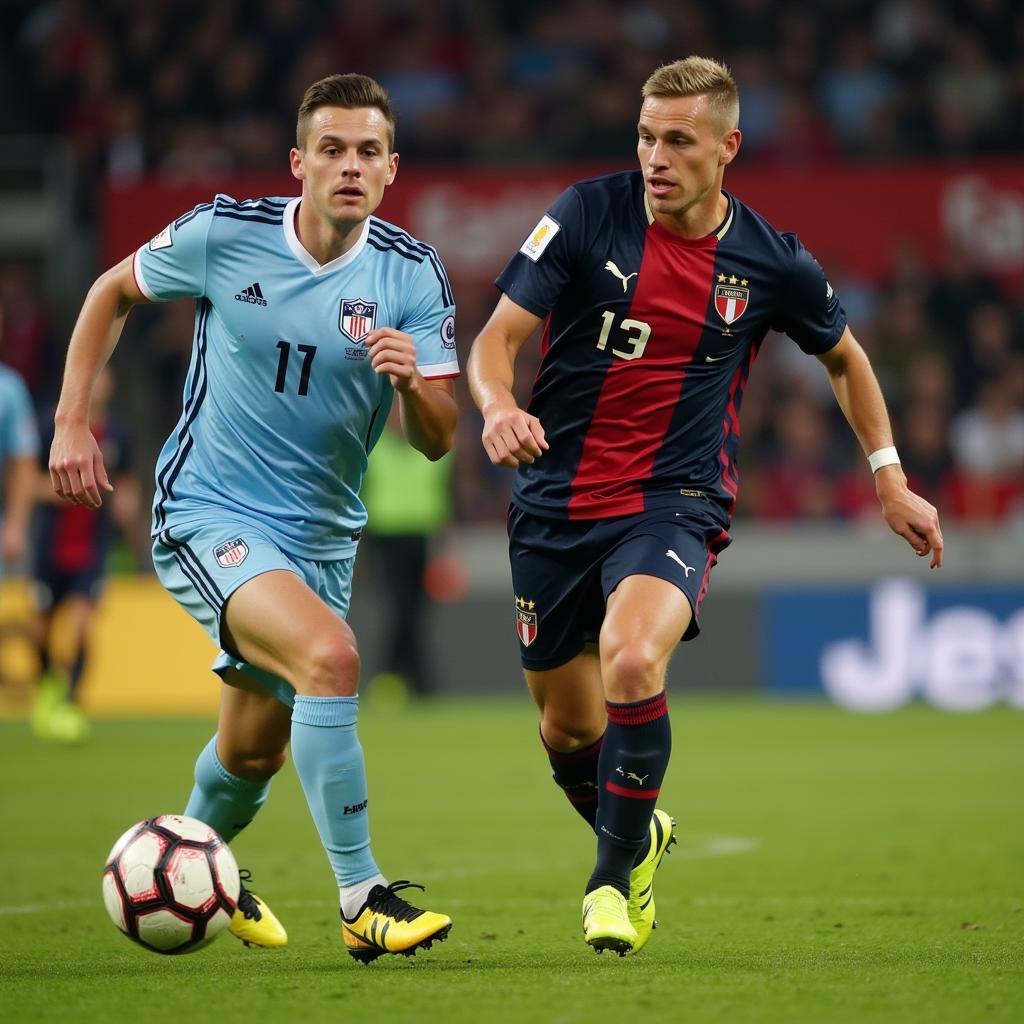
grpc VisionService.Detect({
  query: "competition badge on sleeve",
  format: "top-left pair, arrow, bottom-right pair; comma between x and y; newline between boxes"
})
515,596 -> 538,647
340,299 -> 378,343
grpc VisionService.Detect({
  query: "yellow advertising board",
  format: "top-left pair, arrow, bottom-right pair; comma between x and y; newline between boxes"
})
0,577 -> 220,718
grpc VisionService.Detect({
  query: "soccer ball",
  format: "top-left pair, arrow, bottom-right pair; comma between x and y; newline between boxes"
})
102,815 -> 240,954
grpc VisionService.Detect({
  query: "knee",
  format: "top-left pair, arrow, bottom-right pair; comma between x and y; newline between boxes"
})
602,640 -> 665,704
220,746 -> 287,782
540,710 -> 604,752
299,631 -> 360,697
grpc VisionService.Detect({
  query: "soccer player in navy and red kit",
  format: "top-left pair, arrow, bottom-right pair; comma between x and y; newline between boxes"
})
468,56 -> 944,955
30,368 -> 138,742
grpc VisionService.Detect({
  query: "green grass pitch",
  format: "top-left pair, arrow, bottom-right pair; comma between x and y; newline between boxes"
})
1,697 -> 1021,1024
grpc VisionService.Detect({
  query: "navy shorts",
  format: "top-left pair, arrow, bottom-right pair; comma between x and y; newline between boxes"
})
31,569 -> 105,611
507,499 -> 732,671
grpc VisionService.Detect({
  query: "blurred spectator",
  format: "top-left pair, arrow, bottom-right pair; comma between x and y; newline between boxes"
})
362,412 -> 454,698
0,268 -> 54,401
950,374 -> 1024,478
819,31 -> 895,151
749,398 -> 844,520
900,399 -> 955,507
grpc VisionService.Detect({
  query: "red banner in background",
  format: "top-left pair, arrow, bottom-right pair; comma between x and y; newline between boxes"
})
104,160 -> 1024,289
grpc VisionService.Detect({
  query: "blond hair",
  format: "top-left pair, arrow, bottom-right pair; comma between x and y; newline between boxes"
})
642,57 -> 739,133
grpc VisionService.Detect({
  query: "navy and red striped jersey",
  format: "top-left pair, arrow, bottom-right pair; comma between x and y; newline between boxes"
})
495,170 -> 847,521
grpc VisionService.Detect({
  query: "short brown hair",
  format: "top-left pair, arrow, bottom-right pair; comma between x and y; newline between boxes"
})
642,57 -> 739,134
296,73 -> 396,150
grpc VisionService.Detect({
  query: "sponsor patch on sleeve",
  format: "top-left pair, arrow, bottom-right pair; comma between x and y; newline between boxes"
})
440,314 -> 456,349
519,215 -> 560,263
149,225 -> 173,251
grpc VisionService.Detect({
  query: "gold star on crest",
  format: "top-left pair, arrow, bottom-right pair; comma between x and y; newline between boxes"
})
741,278 -> 749,286
729,274 -> 738,284
717,273 -> 727,282
516,596 -> 525,609
527,600 -> 536,611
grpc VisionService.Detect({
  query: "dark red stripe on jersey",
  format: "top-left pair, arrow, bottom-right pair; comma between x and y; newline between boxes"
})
605,691 -> 667,726
717,343 -> 759,516
605,780 -> 660,799
567,231 -> 718,518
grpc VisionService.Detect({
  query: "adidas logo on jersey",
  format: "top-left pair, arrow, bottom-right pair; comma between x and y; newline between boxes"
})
234,282 -> 268,306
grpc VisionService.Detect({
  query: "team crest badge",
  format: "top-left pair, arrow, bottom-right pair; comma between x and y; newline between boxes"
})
339,298 -> 377,343
714,280 -> 749,335
213,538 -> 249,568
515,596 -> 538,647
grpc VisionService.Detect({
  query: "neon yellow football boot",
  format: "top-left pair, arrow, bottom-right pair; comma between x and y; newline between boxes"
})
341,880 -> 452,963
30,673 -> 67,739
582,885 -> 637,955
627,808 -> 678,953
229,870 -> 288,948
48,700 -> 90,744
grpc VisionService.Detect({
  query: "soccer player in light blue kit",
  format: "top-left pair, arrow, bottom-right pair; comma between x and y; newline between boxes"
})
49,74 -> 459,963
0,363 -> 38,576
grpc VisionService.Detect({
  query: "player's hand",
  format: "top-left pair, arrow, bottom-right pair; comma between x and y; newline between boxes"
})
1,521 -> 26,565
876,465 -> 943,568
481,398 -> 549,467
49,419 -> 113,508
367,327 -> 421,393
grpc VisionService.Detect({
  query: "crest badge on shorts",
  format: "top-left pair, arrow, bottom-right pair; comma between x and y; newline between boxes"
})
214,538 -> 249,568
340,298 -> 377,343
515,595 -> 538,647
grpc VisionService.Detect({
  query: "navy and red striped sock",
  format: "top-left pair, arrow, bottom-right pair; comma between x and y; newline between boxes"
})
586,692 -> 671,897
541,728 -> 603,831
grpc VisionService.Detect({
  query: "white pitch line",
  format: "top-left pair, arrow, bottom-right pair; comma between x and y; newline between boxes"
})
0,836 -> 760,916
0,899 -> 95,916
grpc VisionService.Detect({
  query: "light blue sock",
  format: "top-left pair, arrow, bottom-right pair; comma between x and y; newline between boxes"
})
183,734 -> 272,843
290,695 -> 379,887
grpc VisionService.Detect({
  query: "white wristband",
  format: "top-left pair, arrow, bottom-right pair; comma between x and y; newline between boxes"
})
867,446 -> 900,473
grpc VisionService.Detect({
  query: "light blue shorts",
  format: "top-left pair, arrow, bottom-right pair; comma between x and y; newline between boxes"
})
152,519 -> 355,708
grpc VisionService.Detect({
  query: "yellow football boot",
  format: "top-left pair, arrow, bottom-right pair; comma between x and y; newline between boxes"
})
229,870 -> 288,948
628,809 -> 678,953
30,673 -> 66,739
341,880 -> 452,963
582,885 -> 637,955
48,701 -> 90,744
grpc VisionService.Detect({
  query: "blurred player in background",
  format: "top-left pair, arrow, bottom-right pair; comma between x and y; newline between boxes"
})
468,56 -> 943,955
49,74 -> 459,963
30,367 -> 139,743
362,407 -> 453,699
0,361 -> 38,576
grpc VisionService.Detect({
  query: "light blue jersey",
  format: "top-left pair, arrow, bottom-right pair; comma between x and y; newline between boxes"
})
135,195 -> 458,560
0,365 -> 39,464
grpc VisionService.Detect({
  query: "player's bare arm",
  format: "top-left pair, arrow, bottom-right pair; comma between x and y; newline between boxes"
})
467,295 -> 549,467
367,326 -> 457,460
2,453 -> 35,563
817,327 -> 944,568
51,255 -> 150,509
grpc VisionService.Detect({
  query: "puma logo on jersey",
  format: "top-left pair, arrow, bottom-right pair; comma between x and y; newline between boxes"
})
604,261 -> 638,292
626,771 -> 649,785
666,549 -> 695,576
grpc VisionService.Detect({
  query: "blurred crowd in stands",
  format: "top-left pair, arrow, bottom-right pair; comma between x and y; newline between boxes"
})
1,0 -> 1022,535
4,0 -> 1024,191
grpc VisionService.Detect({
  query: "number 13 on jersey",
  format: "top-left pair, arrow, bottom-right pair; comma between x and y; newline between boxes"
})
596,311 -> 651,361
